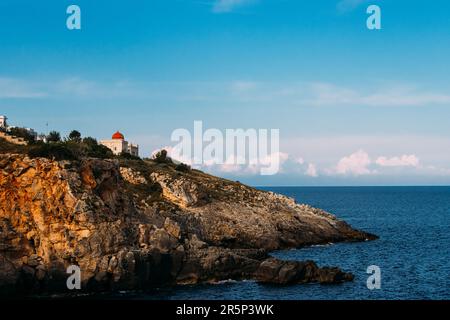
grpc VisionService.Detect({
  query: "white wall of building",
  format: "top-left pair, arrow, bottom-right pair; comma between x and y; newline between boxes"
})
0,115 -> 7,128
100,139 -> 128,155
100,138 -> 139,157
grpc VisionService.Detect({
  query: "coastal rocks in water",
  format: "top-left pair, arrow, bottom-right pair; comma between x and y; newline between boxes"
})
254,258 -> 354,285
176,245 -> 263,285
0,153 -> 376,294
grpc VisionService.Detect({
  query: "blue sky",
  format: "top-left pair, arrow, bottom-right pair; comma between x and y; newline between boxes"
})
1,0 -> 450,186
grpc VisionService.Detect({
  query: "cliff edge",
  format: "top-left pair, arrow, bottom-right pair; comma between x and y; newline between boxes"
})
0,153 -> 377,295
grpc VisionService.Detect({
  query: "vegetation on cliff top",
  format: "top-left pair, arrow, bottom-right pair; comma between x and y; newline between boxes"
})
1,129 -> 195,171
0,130 -> 141,161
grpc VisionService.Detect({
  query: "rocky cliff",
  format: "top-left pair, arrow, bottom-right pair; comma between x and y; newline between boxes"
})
0,153 -> 376,295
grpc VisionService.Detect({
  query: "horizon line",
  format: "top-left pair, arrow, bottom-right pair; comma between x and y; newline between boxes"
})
254,185 -> 450,188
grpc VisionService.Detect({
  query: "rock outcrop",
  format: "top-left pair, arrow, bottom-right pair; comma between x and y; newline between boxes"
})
254,258 -> 354,285
0,154 -> 377,295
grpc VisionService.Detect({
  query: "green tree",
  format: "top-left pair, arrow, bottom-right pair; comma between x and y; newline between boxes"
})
82,137 -> 98,146
47,131 -> 61,143
82,137 -> 114,158
68,130 -> 82,142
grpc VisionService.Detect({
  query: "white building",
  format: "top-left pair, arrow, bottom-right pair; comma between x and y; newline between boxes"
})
36,134 -> 47,143
0,115 -> 7,129
100,131 -> 139,157
0,115 -> 39,143
25,128 -> 38,140
6,125 -> 38,140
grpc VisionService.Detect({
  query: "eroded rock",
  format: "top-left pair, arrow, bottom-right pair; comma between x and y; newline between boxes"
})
0,154 -> 376,295
254,258 -> 354,285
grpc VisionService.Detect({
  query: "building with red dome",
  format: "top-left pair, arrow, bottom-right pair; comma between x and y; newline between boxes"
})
112,131 -> 125,140
100,131 -> 139,156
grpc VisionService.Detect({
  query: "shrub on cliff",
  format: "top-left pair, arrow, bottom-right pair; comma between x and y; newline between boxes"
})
28,142 -> 76,161
8,127 -> 35,143
27,137 -> 114,161
0,138 -> 27,154
68,130 -> 82,142
118,152 -> 141,160
152,149 -> 172,164
47,131 -> 61,143
81,137 -> 114,159
175,163 -> 191,172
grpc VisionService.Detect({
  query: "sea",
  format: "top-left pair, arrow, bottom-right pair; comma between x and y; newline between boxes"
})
90,187 -> 450,300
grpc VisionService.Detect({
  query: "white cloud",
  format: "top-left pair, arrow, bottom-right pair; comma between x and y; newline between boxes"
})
212,0 -> 256,13
375,155 -> 420,167
330,150 -> 427,176
150,141 -> 450,181
306,82 -> 450,107
198,81 -> 450,108
230,81 -> 259,93
215,151 -> 289,175
305,163 -> 318,177
361,90 -> 450,107
148,147 -> 323,178
335,150 -> 372,175
0,77 -> 46,98
152,145 -> 291,176
151,146 -> 197,166
56,77 -> 98,96
337,0 -> 369,13
0,76 -> 132,100
282,135 -> 450,165
3,77 -> 450,109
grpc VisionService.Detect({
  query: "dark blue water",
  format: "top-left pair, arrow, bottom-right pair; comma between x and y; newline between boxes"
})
128,187 -> 450,300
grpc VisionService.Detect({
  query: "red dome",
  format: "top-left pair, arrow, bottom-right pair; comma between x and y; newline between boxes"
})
112,131 -> 125,140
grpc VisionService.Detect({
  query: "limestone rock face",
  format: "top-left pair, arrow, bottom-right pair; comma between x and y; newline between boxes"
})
150,172 -> 209,207
149,168 -> 375,250
120,167 -> 147,185
0,154 -> 376,294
